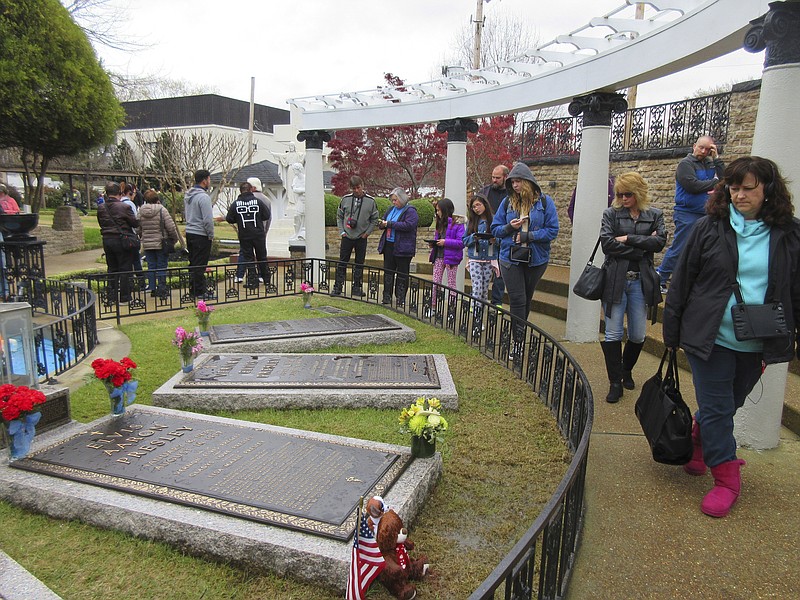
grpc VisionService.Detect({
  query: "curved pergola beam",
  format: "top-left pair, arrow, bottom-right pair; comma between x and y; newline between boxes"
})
289,0 -> 769,131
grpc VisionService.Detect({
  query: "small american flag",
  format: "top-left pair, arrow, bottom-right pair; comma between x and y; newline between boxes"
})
346,510 -> 385,600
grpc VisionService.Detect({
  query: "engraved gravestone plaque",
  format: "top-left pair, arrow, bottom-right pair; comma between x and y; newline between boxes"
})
210,314 -> 400,344
11,412 -> 409,540
177,354 -> 440,389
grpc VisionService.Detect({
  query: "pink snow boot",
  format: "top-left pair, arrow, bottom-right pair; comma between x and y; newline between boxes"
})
683,420 -> 707,476
701,459 -> 746,518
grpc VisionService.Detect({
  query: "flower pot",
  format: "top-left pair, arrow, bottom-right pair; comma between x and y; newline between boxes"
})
2,412 -> 41,461
410,435 -> 436,459
198,316 -> 210,335
303,292 -> 313,309
110,391 -> 126,415
180,353 -> 195,373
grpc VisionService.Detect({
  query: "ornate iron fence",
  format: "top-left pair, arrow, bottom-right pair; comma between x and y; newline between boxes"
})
88,257 -> 594,599
521,92 -> 732,160
4,279 -> 98,383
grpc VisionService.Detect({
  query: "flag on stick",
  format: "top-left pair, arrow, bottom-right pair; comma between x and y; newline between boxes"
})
346,498 -> 385,600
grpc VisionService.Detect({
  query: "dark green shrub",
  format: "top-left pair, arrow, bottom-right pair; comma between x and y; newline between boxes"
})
324,194 -> 340,226
410,198 -> 435,227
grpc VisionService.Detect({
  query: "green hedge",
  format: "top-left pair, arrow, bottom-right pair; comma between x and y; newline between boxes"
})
324,194 -> 435,228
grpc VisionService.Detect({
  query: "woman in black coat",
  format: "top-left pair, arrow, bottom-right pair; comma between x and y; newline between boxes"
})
663,156 -> 800,518
599,172 -> 666,403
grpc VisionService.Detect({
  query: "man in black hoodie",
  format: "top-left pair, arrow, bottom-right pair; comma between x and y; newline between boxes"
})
226,182 -> 271,287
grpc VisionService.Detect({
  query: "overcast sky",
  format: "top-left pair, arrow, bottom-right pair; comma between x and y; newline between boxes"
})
92,0 -> 765,110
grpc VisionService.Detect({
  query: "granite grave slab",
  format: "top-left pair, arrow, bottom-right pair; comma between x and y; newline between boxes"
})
152,353 -> 458,411
0,406 -> 442,593
207,314 -> 414,353
11,411 -> 410,539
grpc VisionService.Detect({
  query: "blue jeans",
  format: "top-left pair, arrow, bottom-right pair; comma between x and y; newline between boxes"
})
144,248 -> 169,291
686,345 -> 762,468
658,210 -> 702,284
603,278 -> 646,343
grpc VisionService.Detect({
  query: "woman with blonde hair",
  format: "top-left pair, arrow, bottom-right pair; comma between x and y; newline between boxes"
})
599,172 -> 666,403
491,163 -> 559,354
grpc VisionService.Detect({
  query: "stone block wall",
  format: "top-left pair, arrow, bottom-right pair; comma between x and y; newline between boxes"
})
32,206 -> 85,257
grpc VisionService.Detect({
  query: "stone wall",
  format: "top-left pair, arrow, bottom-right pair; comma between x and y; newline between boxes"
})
324,225 -> 437,259
537,81 -> 761,265
32,206 -> 85,257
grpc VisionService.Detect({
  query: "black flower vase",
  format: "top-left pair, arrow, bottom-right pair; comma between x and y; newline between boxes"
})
411,435 -> 435,458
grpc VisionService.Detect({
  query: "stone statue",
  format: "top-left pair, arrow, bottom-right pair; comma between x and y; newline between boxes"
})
289,162 -> 306,242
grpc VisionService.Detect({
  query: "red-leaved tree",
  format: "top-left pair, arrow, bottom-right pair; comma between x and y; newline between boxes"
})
328,74 -> 448,198
466,114 -> 518,192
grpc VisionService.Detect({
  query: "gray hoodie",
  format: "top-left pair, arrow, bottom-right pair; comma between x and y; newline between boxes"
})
184,185 -> 214,238
505,162 -> 542,196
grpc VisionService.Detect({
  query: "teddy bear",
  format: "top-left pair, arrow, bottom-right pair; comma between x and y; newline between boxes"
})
375,508 -> 430,600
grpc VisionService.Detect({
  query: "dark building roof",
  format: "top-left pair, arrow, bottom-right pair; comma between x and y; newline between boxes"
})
120,94 -> 290,133
211,159 -> 333,188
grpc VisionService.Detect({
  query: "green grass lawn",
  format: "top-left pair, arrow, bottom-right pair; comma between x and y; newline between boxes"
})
0,298 -> 569,600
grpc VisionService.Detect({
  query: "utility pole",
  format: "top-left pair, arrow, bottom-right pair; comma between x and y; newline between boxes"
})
472,0 -> 485,69
247,77 -> 255,165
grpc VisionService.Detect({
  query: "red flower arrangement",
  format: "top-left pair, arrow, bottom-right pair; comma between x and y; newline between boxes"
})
91,357 -> 137,388
0,384 -> 47,423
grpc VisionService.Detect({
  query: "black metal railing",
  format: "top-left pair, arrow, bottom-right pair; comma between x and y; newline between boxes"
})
521,92 -> 732,160
4,279 -> 98,383
88,257 -> 594,599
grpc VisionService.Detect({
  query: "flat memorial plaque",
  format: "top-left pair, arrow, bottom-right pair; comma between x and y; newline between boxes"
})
209,314 -> 400,344
11,411 -> 409,540
177,354 -> 440,389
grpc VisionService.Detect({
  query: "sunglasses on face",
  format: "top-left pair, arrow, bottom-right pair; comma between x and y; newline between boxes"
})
615,192 -> 634,199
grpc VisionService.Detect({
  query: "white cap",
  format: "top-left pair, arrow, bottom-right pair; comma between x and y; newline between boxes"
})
246,177 -> 262,192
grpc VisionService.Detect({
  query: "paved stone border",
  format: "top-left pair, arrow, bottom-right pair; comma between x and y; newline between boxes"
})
0,550 -> 62,600
152,353 -> 458,411
0,405 -> 442,594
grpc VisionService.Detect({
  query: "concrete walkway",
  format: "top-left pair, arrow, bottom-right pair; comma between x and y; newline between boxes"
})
11,251 -> 800,599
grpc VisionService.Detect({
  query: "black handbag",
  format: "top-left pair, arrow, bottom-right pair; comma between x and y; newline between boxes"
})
509,244 -> 531,264
730,283 -> 789,341
572,238 -> 605,300
717,221 -> 789,341
634,348 -> 693,465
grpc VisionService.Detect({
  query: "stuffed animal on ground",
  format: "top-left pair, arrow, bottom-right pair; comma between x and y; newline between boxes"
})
375,508 -> 430,600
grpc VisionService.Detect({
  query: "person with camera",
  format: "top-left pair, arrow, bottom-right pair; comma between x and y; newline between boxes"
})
333,175 -> 379,297
663,156 -> 800,518
491,163 -> 559,354
599,173 -> 666,404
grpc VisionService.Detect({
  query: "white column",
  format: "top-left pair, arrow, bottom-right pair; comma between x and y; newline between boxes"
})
734,71 -> 800,448
566,126 -> 611,342
304,146 -> 325,261
734,3 -> 800,450
444,139 -> 468,293
563,93 -> 628,342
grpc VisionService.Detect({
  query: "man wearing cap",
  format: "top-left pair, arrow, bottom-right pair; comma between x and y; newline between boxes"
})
227,182 -> 271,287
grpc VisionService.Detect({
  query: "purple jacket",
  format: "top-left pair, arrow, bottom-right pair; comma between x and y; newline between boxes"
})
429,217 -> 465,265
377,205 -> 419,257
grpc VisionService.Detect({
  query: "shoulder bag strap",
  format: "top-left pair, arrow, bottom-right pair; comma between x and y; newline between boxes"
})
587,237 -> 601,263
716,220 -> 745,304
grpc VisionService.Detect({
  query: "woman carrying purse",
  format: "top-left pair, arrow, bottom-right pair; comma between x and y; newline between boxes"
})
599,172 -> 666,403
491,163 -> 559,355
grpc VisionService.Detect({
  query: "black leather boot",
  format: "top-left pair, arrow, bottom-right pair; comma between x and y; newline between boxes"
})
622,341 -> 645,390
601,341 -> 624,403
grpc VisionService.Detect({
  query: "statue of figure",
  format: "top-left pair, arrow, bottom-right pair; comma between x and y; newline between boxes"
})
289,162 -> 306,242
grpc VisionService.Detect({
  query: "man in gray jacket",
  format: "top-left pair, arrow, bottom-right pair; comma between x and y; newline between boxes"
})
184,169 -> 215,299
332,175 -> 379,297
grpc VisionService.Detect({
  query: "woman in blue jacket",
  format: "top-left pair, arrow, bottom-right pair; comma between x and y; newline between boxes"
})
377,187 -> 418,307
462,193 -> 498,306
491,163 -> 559,352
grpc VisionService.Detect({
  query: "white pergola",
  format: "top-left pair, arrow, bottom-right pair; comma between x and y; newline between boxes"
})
286,0 -> 795,449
